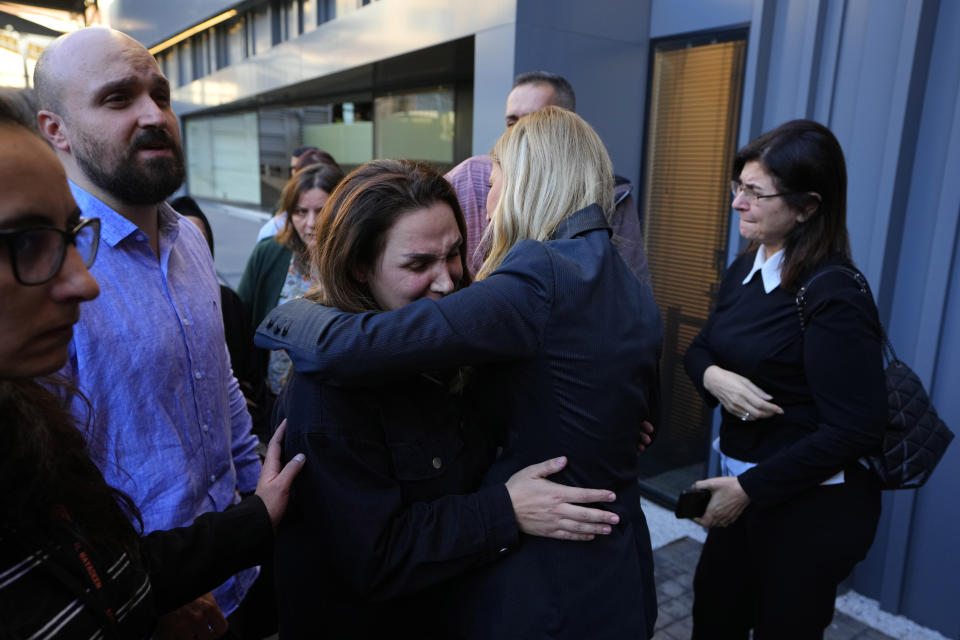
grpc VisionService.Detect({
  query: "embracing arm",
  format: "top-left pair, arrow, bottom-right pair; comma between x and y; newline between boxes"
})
292,425 -> 518,601
255,240 -> 554,381
289,407 -> 618,600
684,261 -> 783,420
144,422 -> 303,613
142,496 -> 272,614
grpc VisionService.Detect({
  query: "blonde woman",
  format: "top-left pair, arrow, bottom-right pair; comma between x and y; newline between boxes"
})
258,107 -> 663,639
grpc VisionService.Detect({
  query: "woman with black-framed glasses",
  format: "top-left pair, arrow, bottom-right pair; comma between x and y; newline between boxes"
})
0,214 -> 99,286
0,101 -> 304,640
684,120 -> 886,638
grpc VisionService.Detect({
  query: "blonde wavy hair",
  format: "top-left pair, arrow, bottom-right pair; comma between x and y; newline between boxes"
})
477,106 -> 614,279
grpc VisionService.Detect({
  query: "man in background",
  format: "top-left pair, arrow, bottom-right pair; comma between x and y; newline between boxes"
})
446,70 -> 649,283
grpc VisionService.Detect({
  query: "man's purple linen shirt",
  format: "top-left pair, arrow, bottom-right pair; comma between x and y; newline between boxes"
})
65,183 -> 261,615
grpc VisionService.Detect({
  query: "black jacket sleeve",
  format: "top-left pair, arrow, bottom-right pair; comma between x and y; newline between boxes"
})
255,240 -> 554,382
141,496 -> 273,614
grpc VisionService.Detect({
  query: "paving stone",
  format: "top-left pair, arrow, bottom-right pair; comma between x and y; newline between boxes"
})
659,578 -> 688,599
663,616 -> 693,639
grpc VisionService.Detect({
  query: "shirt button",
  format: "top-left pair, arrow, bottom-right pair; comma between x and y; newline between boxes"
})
432,456 -> 442,469
209,474 -> 216,483
136,233 -> 146,242
194,370 -> 203,380
499,547 -> 509,554
201,423 -> 210,433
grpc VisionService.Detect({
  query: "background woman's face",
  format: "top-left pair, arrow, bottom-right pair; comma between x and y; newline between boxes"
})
0,127 -> 99,379
366,202 -> 463,311
291,187 -> 330,247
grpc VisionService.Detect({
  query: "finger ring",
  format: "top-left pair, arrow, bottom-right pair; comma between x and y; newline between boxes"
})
741,412 -> 750,421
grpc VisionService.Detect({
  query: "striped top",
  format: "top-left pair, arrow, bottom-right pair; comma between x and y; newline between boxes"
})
0,523 -> 156,640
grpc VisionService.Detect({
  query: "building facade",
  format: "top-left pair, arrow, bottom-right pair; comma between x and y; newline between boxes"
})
110,0 -> 959,636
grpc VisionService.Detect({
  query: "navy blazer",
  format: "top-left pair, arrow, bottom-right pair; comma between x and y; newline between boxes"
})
258,204 -> 663,639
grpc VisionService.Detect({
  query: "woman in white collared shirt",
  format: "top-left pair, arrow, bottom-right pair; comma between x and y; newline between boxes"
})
684,119 -> 886,639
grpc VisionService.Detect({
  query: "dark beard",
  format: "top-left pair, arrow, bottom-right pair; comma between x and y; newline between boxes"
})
74,128 -> 186,206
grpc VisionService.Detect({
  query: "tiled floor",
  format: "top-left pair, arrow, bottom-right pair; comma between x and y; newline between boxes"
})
651,537 -> 897,640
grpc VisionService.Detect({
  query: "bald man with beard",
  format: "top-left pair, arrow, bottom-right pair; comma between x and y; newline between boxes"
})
34,28 -> 263,639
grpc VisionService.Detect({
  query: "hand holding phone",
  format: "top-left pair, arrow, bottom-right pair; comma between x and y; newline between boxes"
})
674,487 -> 711,519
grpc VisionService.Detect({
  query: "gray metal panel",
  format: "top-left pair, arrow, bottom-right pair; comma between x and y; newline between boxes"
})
472,23 -> 516,156
650,0 -> 960,636
761,0 -> 825,125
650,0 -> 752,39
877,0 -> 960,633
512,0 -> 650,187
728,0 -> 775,259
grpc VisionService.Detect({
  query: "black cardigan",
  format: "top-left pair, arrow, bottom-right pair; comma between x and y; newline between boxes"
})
684,252 -> 886,507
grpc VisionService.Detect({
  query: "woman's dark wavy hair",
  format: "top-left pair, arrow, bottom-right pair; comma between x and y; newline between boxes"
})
734,119 -> 851,290
0,378 -> 143,557
306,159 -> 471,313
276,162 -> 346,273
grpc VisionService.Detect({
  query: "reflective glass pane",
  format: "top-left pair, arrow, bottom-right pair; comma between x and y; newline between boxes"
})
186,112 -> 261,205
374,89 -> 455,164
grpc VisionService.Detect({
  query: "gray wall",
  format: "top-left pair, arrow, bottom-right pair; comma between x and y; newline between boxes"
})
512,0 -> 650,188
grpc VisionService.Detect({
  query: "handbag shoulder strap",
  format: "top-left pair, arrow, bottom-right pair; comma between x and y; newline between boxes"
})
795,264 -> 899,365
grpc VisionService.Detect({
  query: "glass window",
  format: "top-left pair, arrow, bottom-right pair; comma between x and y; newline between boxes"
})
320,0 -> 336,23
222,16 -> 245,66
186,112 -> 261,205
206,30 -> 217,73
374,88 -> 455,164
249,6 -> 272,56
155,52 -> 168,79
302,0 -> 317,31
177,40 -> 192,85
284,0 -> 299,39
303,102 -> 373,166
164,48 -> 179,86
253,103 -> 372,208
191,33 -> 208,80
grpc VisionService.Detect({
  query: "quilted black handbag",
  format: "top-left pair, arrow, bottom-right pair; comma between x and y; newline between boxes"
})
796,265 -> 954,490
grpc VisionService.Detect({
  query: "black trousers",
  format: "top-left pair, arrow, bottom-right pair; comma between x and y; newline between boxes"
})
691,465 -> 881,640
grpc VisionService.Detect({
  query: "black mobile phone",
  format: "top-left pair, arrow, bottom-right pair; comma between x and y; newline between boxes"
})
674,488 -> 711,519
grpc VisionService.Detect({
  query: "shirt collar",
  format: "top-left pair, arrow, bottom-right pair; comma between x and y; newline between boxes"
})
70,180 -> 180,247
549,204 -> 611,240
742,247 -> 785,293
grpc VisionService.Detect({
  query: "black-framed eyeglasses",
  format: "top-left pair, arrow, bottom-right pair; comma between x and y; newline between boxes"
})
730,180 -> 796,203
0,216 -> 100,286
